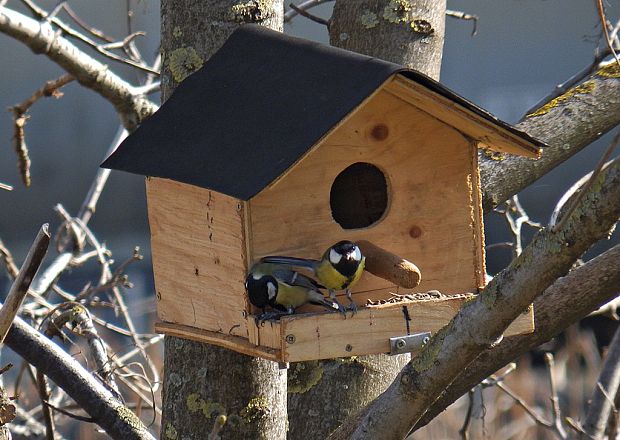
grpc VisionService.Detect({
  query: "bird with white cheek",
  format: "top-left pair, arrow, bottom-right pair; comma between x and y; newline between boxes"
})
260,240 -> 365,316
245,262 -> 339,322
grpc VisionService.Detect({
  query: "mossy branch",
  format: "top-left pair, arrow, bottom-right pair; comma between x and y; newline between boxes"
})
0,6 -> 158,130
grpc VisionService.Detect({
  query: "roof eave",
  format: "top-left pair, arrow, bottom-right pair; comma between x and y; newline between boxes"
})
385,74 -> 545,159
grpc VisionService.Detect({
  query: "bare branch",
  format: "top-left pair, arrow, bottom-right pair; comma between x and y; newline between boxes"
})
596,0 -> 620,67
288,3 -> 329,27
9,74 -> 74,187
544,353 -> 568,439
4,313 -> 154,439
0,224 -> 50,344
0,183 -> 11,191
481,61 -> 620,212
580,326 -> 620,439
552,129 -> 619,232
284,0 -> 333,22
0,6 -> 158,130
446,9 -> 478,36
416,243 -> 620,431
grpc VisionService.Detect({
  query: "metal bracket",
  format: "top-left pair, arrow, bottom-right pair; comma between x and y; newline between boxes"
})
389,332 -> 431,355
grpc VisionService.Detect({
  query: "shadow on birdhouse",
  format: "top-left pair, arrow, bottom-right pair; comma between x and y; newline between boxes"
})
102,25 -> 543,363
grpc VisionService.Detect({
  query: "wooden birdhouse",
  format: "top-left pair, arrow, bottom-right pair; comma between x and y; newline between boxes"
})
102,25 -> 544,362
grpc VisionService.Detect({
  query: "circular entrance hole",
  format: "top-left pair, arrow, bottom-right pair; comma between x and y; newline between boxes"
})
330,162 -> 389,229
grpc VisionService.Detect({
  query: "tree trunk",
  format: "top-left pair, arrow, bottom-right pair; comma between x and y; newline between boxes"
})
287,2 -> 446,438
159,2 -> 286,439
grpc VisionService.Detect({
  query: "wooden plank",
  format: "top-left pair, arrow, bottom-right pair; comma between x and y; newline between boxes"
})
279,298 -> 534,362
470,145 -> 487,289
250,89 -> 481,297
146,178 -> 248,337
384,76 -> 541,158
247,318 -> 282,350
155,321 -> 281,362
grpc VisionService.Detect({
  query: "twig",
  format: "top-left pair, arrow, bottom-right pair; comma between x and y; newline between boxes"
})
596,0 -> 620,67
0,224 -> 50,344
459,389 -> 474,439
4,312 -> 154,439
18,0 -> 158,75
581,326 -> 620,439
552,128 -> 620,232
8,74 -> 74,187
0,239 -> 19,278
495,195 -> 542,258
446,9 -> 478,36
36,371 -> 56,440
545,353 -> 568,439
0,6 -> 158,130
11,74 -> 74,115
288,3 -> 329,27
73,306 -> 120,396
61,3 -> 113,42
495,382 -> 553,429
522,49 -> 610,118
0,183 -> 12,191
284,0 -> 333,22
42,400 -> 94,423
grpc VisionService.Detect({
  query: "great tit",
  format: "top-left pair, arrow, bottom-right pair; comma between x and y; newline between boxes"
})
245,263 -> 340,321
260,240 -> 365,315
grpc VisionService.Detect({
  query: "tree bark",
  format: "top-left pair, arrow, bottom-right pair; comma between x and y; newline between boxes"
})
481,64 -> 620,212
159,2 -> 286,439
286,2 -> 446,439
415,243 -> 620,432
329,0 -> 446,79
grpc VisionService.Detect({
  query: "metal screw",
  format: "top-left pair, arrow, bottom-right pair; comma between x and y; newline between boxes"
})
285,334 -> 296,344
345,344 -> 353,352
395,338 -> 406,349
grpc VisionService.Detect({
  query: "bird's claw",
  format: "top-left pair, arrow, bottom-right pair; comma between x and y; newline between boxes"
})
328,289 -> 348,319
254,310 -> 289,326
347,301 -> 358,317
345,289 -> 357,317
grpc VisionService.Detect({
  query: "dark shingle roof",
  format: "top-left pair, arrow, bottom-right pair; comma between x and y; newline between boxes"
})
102,25 -> 545,200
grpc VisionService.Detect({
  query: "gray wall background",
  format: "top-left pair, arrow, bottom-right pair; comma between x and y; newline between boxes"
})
0,0 -> 618,296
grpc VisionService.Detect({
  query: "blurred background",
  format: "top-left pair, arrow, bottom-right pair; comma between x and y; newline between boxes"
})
0,1 -> 619,438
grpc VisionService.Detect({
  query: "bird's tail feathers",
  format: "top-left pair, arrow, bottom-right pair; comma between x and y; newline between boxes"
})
307,290 -> 340,312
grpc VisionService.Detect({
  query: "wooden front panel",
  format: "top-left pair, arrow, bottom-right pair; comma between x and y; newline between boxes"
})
280,300 -> 534,362
146,178 -> 247,336
249,88 -> 485,299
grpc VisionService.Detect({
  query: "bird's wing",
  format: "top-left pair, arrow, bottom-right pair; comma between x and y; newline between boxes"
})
272,268 -> 323,290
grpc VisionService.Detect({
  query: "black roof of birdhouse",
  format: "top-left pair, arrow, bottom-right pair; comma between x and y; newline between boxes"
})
102,25 -> 545,200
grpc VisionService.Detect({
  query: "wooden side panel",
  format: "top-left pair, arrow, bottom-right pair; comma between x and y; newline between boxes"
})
280,300 -> 534,362
146,178 -> 247,337
250,89 -> 481,296
384,76 -> 541,158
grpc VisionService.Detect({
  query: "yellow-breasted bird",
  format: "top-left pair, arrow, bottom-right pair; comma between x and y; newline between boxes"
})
260,240 -> 365,315
245,263 -> 339,320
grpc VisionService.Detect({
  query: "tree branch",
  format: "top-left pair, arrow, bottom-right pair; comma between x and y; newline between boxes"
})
3,313 -> 154,440
581,326 -> 620,439
329,156 -> 620,440
0,224 -> 50,344
0,6 -> 157,130
415,243 -> 620,431
481,62 -> 620,212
